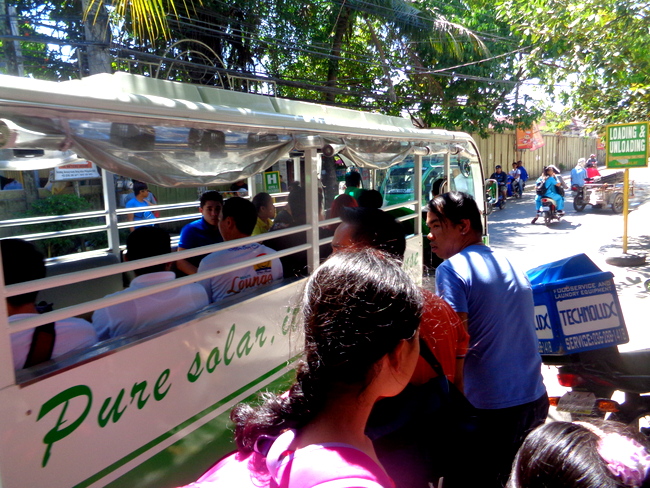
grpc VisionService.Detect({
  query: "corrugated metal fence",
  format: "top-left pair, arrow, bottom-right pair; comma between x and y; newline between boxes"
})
472,132 -> 602,180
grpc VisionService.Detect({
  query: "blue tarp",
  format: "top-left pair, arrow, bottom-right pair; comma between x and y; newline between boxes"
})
527,253 -> 607,286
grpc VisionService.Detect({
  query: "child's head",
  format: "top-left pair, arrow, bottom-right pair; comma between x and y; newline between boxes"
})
508,421 -> 650,488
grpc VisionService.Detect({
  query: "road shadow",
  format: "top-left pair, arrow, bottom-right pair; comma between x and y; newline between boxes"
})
599,235 -> 650,300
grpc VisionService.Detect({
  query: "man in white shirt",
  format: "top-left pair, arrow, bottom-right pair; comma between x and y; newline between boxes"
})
92,227 -> 209,340
2,239 -> 97,370
198,197 -> 283,302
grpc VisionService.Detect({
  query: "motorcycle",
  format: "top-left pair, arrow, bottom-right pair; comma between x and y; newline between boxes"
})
548,346 -> 650,431
534,196 -> 562,225
508,175 -> 523,199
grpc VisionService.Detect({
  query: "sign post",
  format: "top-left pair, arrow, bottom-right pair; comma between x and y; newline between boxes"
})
605,122 -> 649,253
263,171 -> 281,193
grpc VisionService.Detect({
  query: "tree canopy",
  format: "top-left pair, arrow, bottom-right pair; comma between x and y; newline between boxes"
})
2,0 -> 546,135
497,0 -> 650,129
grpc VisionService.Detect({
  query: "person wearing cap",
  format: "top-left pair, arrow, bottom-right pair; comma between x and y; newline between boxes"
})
489,165 -> 508,203
586,159 -> 601,179
587,153 -> 598,166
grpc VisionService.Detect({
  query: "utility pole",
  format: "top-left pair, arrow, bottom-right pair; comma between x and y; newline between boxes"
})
1,3 -> 24,76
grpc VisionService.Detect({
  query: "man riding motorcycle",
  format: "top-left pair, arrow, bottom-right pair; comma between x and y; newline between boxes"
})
571,159 -> 587,190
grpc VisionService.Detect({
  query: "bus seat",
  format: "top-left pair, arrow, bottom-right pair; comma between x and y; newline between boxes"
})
41,253 -> 123,314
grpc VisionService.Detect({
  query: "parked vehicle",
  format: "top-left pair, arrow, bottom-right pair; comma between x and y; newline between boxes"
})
550,346 -> 650,431
0,72 -> 488,488
572,172 -> 632,214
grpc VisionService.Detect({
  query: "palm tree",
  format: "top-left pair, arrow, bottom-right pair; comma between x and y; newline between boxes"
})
84,0 -> 485,104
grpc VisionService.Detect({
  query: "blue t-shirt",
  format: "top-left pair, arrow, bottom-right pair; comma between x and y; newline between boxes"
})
435,245 -> 546,409
571,166 -> 586,187
125,198 -> 154,221
178,218 -> 223,267
518,166 -> 529,182
490,171 -> 508,185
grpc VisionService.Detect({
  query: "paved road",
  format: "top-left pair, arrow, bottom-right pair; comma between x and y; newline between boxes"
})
488,167 -> 650,400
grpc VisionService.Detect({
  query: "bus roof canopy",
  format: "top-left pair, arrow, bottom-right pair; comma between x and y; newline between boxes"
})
0,73 -> 478,186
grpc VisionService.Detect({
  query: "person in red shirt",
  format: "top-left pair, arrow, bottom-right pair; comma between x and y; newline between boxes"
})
331,206 -> 468,389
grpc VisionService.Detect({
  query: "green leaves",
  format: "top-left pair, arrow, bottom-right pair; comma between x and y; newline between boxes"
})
497,0 -> 650,129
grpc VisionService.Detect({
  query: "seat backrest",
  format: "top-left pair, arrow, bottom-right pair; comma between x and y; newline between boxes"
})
41,253 -> 123,313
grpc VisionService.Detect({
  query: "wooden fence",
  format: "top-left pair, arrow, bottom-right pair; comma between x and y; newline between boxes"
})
472,131 -> 602,180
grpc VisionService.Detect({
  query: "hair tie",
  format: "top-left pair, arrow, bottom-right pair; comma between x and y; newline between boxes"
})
576,422 -> 650,487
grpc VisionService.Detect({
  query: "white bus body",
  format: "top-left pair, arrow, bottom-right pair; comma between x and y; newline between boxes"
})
0,72 -> 486,487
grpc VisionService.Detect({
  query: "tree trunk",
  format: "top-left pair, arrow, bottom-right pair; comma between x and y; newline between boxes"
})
22,171 -> 39,206
325,6 -> 352,104
81,0 -> 112,75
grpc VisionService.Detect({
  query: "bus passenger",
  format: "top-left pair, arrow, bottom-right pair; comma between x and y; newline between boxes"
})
325,193 -> 357,233
331,207 -> 468,388
251,192 -> 275,236
1,239 -> 97,369
126,181 -> 156,231
92,227 -> 209,341
357,189 -> 384,209
176,191 -> 224,275
180,249 -> 423,488
198,197 -> 282,302
269,185 -> 305,231
265,186 -> 331,277
344,170 -> 363,201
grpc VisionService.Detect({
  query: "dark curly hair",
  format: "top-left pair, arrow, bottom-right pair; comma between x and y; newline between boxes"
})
231,248 -> 423,454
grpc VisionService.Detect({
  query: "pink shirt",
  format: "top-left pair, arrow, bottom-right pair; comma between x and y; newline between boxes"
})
180,430 -> 394,488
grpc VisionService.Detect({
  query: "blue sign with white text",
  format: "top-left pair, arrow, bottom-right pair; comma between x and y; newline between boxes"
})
527,254 -> 628,355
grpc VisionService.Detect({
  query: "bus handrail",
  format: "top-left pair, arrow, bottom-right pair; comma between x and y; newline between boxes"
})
5,241 -> 310,333
16,224 -> 109,242
5,222 -> 313,300
0,210 -> 108,228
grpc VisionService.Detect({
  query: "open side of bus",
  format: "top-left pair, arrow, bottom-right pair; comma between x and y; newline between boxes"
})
0,72 -> 486,488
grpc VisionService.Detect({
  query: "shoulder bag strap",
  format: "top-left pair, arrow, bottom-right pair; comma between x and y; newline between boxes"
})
23,322 -> 56,369
418,337 -> 445,379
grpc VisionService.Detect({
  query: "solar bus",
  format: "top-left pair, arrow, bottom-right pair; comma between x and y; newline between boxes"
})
0,72 -> 487,488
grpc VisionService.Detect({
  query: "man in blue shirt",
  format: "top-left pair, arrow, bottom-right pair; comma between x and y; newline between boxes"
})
489,165 -> 508,203
426,191 -> 547,488
517,160 -> 529,186
125,181 -> 155,231
571,159 -> 587,188
176,190 -> 223,275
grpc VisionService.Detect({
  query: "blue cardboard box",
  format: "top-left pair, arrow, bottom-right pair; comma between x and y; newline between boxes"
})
527,254 -> 628,355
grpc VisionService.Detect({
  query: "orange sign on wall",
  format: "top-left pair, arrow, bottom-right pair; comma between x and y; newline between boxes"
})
516,123 -> 545,151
